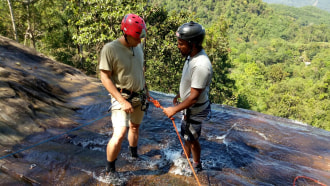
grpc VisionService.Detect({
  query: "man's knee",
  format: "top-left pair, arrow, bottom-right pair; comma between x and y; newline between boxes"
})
110,133 -> 126,145
189,140 -> 200,148
129,122 -> 140,133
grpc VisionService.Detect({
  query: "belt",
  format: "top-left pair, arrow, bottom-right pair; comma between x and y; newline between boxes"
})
117,88 -> 141,98
191,100 -> 209,108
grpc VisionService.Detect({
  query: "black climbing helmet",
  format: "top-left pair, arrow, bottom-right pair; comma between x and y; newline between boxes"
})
176,21 -> 205,45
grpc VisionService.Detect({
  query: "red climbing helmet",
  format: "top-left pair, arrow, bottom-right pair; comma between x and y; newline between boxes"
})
121,14 -> 147,39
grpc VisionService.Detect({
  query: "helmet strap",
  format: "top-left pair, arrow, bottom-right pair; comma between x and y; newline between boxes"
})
122,31 -> 129,45
188,42 -> 193,58
121,31 -> 134,56
185,55 -> 190,63
131,47 -> 135,56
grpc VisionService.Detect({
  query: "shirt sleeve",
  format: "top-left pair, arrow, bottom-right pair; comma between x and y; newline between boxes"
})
99,43 -> 113,71
191,64 -> 211,89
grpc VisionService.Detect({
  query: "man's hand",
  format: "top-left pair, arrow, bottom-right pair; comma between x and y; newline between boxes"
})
163,107 -> 177,118
164,88 -> 202,119
100,70 -> 134,113
120,99 -> 134,113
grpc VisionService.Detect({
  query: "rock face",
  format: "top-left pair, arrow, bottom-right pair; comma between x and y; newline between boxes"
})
0,36 -> 100,146
0,35 -> 105,152
0,36 -> 329,186
0,36 -> 108,185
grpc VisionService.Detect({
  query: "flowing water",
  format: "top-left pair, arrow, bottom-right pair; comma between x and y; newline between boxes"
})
1,90 -> 329,186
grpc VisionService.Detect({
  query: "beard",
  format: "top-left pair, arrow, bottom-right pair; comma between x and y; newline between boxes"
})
179,48 -> 189,57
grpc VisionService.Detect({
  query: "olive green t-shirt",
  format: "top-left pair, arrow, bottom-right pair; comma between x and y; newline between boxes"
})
99,39 -> 145,92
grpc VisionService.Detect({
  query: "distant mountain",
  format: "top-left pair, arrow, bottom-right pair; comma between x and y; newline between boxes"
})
263,0 -> 330,12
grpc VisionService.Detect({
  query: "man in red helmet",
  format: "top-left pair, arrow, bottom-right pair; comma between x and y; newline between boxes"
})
99,13 -> 148,177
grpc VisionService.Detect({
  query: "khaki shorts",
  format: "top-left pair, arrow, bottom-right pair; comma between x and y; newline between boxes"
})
111,96 -> 145,127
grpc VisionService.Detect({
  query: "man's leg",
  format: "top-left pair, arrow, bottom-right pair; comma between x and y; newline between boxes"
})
190,139 -> 201,163
128,122 -> 140,157
183,140 -> 192,158
190,139 -> 202,172
183,140 -> 201,162
106,126 -> 127,172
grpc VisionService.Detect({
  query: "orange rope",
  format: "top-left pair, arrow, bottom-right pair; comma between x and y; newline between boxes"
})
293,176 -> 327,186
148,96 -> 201,186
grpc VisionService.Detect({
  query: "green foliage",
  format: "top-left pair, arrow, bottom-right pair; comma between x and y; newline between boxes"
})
0,0 -> 77,67
66,0 -> 148,74
206,18 -> 235,104
144,8 -> 189,93
0,0 -> 25,42
266,63 -> 289,83
224,0 -> 330,129
37,1 -> 76,65
0,1 -> 10,37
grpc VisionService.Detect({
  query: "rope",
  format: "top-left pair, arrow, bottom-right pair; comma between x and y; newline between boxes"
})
148,96 -> 201,186
0,113 -> 111,161
293,176 -> 327,186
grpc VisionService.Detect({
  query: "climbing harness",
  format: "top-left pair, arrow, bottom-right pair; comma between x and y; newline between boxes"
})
148,96 -> 201,186
107,88 -> 149,112
140,92 -> 149,111
182,101 -> 211,141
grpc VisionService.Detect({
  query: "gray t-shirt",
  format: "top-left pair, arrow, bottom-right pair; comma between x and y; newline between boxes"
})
99,39 -> 145,92
179,49 -> 212,114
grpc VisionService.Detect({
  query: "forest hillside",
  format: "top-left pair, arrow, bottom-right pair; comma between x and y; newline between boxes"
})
262,0 -> 330,12
1,0 -> 329,130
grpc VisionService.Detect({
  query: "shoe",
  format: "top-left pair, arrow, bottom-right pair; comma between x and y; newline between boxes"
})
193,161 -> 203,173
105,170 -> 128,186
106,159 -> 116,173
129,146 -> 139,158
105,170 -> 120,180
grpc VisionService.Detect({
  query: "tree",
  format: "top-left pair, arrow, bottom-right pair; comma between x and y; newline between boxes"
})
143,8 -> 189,93
22,0 -> 40,48
6,0 -> 17,41
266,63 -> 289,83
206,18 -> 235,104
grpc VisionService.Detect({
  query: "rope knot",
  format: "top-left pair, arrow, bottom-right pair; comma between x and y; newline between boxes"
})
148,97 -> 162,108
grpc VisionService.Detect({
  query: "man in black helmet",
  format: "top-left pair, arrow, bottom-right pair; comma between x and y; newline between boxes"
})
163,21 -> 213,173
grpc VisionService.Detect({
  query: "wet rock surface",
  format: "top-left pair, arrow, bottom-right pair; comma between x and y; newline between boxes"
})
0,36 -> 330,186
